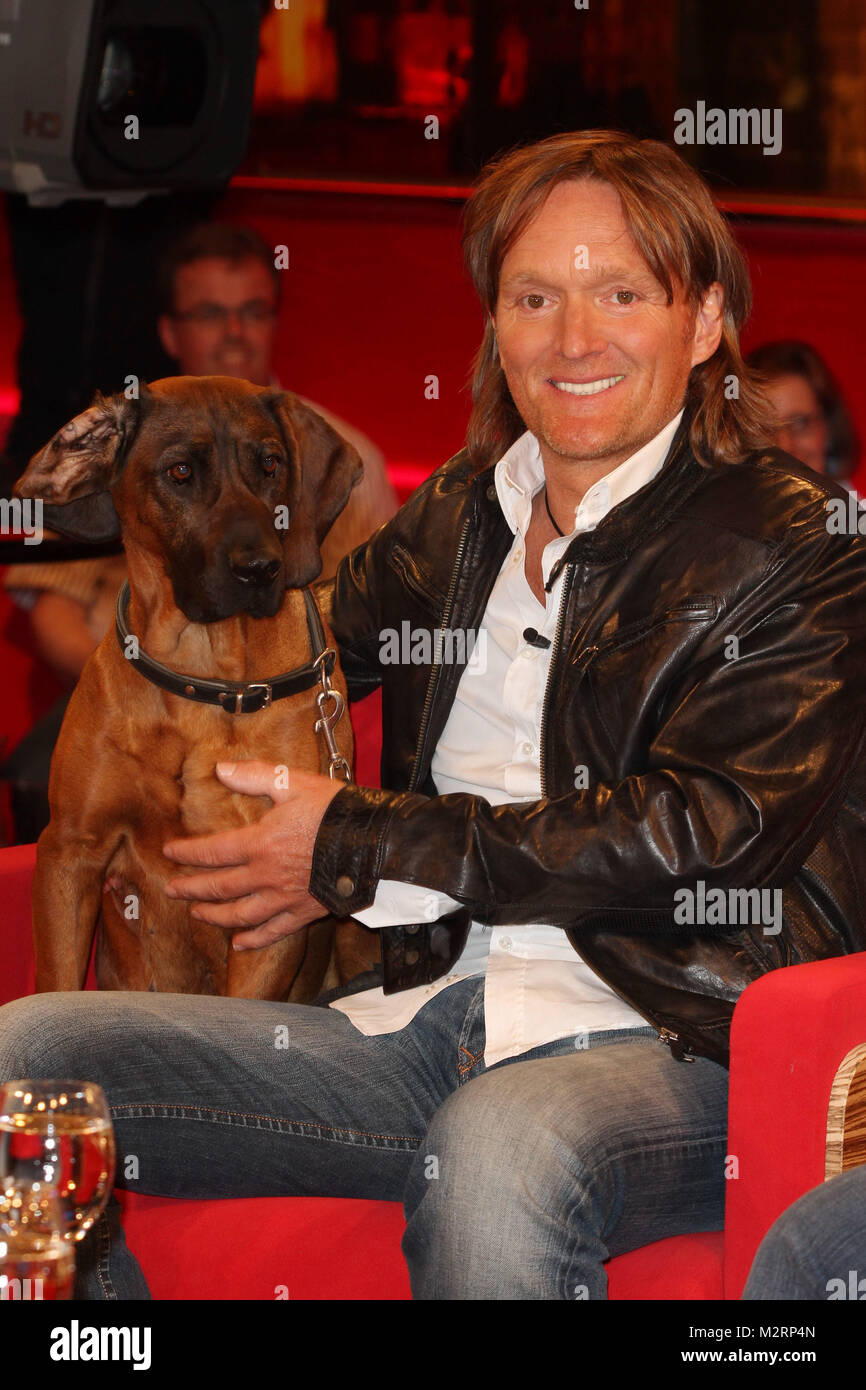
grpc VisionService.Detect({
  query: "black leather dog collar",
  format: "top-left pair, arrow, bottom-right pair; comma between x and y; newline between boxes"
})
114,580 -> 336,714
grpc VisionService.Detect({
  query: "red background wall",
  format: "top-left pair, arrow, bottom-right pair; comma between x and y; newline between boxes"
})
2,187 -> 864,485
219,190 -> 866,492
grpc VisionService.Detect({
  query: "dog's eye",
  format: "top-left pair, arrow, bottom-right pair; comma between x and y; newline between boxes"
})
262,454 -> 281,476
167,462 -> 192,484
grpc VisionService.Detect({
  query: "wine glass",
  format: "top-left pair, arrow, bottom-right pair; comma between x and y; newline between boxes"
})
0,1081 -> 116,1245
0,1181 -> 74,1300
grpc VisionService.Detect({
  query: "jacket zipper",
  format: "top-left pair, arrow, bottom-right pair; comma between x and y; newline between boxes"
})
539,563 -> 576,799
538,561 -> 695,1059
407,514 -> 472,795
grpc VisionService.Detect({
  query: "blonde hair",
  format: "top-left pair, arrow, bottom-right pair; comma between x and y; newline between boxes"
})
462,129 -> 772,469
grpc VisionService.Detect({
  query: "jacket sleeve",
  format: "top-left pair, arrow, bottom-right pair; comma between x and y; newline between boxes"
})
309,522 -> 866,931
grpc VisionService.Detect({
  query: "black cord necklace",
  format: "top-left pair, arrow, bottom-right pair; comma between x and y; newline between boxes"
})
544,486 -> 565,536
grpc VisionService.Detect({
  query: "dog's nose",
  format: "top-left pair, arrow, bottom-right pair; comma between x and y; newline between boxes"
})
229,555 -> 282,587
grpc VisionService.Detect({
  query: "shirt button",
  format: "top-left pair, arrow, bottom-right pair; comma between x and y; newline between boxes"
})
499,936 -> 513,951
335,875 -> 355,898
520,741 -> 533,755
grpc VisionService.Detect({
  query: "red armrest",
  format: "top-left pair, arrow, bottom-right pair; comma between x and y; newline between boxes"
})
724,951 -> 866,1297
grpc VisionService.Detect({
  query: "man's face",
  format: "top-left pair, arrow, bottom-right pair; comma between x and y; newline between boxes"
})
158,256 -> 278,386
493,179 -> 723,471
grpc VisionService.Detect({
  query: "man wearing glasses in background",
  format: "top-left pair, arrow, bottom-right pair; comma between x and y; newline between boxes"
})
154,222 -> 396,567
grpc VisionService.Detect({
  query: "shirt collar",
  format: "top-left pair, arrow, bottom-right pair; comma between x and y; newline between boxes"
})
494,409 -> 685,540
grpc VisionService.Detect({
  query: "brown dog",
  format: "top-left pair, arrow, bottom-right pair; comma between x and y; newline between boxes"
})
13,375 -> 380,999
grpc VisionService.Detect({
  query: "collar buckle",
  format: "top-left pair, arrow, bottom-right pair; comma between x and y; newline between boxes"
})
246,681 -> 272,712
220,681 -> 272,715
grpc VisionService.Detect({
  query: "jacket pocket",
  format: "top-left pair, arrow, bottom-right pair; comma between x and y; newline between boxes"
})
386,541 -> 446,617
571,594 -> 720,664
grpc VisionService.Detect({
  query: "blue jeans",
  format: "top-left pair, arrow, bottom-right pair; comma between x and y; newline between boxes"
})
742,1166 -> 866,1300
0,979 -> 729,1299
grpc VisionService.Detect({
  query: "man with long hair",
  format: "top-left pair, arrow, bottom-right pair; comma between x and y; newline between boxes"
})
2,131 -> 865,1300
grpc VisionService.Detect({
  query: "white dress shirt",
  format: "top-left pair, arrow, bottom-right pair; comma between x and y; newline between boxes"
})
330,411 -> 684,1066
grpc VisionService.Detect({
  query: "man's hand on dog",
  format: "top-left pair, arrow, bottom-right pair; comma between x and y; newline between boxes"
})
162,762 -> 346,951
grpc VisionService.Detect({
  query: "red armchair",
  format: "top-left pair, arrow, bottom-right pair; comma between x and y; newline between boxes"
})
2,838 -> 864,1300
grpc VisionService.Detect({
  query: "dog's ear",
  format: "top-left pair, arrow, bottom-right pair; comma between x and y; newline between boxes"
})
259,389 -> 364,584
13,388 -> 145,541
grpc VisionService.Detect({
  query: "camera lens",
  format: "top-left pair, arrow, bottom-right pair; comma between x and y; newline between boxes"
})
94,29 -> 206,127
96,38 -> 134,116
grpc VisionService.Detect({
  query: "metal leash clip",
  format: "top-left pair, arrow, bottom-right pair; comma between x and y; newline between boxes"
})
313,649 -> 352,782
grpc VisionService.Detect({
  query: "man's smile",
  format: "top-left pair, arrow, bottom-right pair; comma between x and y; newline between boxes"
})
548,374 -> 626,397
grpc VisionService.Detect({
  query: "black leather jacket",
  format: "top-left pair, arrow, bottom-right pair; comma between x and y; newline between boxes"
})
310,417 -> 866,1066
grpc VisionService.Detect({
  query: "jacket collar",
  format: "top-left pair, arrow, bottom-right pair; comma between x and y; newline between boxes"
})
494,411 -> 683,540
471,410 -> 705,590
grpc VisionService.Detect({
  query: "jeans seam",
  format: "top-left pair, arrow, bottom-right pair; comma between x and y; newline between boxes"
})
96,1212 -> 117,1301
455,982 -> 486,1084
588,1027 -> 657,1045
110,1102 -> 422,1149
592,1128 -> 728,1162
